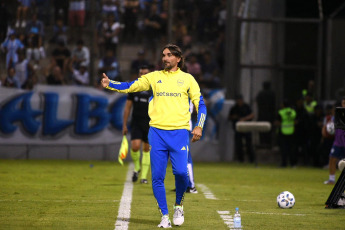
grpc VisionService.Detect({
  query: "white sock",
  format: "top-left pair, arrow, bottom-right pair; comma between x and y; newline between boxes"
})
329,174 -> 335,181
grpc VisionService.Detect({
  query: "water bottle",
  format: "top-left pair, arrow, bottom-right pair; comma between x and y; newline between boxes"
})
233,207 -> 242,229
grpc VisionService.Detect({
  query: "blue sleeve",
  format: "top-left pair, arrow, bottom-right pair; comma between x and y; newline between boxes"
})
196,95 -> 207,129
106,74 -> 151,93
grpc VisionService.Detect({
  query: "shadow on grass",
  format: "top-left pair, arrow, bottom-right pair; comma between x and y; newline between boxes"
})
129,217 -> 157,225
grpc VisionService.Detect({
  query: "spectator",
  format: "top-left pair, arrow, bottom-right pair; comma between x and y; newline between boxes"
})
304,92 -> 317,115
68,59 -> 89,86
255,81 -> 276,146
143,3 -> 162,62
101,0 -> 120,21
185,54 -> 202,81
123,0 -> 140,42
173,18 -> 188,46
15,0 -> 33,28
14,51 -> 35,88
217,0 -> 227,30
2,67 -> 20,88
302,79 -> 316,98
215,27 -> 225,71
25,13 -> 45,59
33,0 -> 51,23
53,0 -> 69,25
308,105 -> 324,166
101,13 -> 121,55
200,50 -> 220,86
95,13 -> 107,57
98,49 -> 120,81
0,1 -> 10,43
45,64 -> 65,85
1,30 -> 25,69
52,40 -> 71,73
130,49 -> 150,80
195,0 -> 220,42
50,17 -> 68,46
158,0 -> 168,43
25,26 -> 45,67
294,97 -> 309,165
178,34 -> 192,58
71,39 -> 90,70
275,99 -> 297,167
228,94 -> 255,163
68,0 -> 86,41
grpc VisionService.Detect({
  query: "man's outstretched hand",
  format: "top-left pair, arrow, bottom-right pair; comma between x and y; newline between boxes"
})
101,73 -> 110,88
191,126 -> 202,142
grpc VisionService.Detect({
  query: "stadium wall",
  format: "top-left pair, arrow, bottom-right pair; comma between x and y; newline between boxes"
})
0,85 -> 234,162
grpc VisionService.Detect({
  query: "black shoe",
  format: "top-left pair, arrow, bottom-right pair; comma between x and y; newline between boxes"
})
140,179 -> 148,184
132,171 -> 139,182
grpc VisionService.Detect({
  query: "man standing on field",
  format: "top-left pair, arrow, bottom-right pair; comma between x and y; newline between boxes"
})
101,44 -> 207,228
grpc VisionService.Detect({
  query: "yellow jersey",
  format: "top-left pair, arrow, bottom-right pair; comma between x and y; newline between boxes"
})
106,68 -> 206,130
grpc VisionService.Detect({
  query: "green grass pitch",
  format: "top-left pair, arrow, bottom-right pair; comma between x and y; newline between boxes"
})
0,159 -> 344,229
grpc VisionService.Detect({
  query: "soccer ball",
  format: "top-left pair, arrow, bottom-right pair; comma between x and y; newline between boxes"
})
277,191 -> 295,209
326,122 -> 335,135
338,159 -> 345,171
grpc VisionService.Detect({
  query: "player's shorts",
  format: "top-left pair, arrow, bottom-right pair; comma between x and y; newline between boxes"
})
329,145 -> 345,159
130,122 -> 149,143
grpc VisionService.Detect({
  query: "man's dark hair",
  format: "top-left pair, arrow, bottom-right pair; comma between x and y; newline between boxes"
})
162,44 -> 185,69
139,65 -> 149,70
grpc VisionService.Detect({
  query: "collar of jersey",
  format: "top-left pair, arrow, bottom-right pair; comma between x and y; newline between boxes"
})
162,68 -> 181,75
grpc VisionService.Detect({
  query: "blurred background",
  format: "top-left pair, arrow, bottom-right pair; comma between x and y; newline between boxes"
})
1,0 -> 345,166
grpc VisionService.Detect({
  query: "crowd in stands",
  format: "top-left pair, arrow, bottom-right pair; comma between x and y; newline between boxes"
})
0,0 -> 225,90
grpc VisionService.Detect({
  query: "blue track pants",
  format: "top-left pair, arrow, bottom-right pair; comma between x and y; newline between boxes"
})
148,127 -> 189,216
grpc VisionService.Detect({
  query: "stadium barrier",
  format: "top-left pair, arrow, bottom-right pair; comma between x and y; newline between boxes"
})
0,86 -> 235,161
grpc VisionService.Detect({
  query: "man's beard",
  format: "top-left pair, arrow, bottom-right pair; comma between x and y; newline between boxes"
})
164,62 -> 172,70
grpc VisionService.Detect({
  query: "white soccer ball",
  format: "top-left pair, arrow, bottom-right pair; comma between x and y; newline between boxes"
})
338,159 -> 345,171
326,122 -> 335,135
277,191 -> 295,209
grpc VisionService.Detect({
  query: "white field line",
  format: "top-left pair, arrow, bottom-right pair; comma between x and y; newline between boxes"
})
196,183 -> 218,200
0,199 -> 119,203
114,162 -> 134,230
217,210 -> 238,230
242,211 -> 307,216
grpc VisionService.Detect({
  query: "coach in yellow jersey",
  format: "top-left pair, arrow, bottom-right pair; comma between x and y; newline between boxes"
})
101,44 -> 207,228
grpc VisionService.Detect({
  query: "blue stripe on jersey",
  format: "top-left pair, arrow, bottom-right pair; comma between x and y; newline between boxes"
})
108,80 -> 136,90
196,95 -> 207,128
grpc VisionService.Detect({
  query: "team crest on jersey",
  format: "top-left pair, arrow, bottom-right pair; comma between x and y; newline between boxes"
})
177,79 -> 184,86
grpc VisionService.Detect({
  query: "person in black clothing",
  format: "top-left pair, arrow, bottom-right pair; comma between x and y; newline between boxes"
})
143,3 -> 162,62
122,65 -> 152,183
294,97 -> 309,165
52,40 -> 71,72
0,1 -> 10,43
256,81 -> 275,146
308,105 -> 324,166
228,94 -> 255,163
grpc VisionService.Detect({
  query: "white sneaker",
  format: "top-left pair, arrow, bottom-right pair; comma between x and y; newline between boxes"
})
157,215 -> 171,228
173,205 -> 184,226
21,20 -> 26,28
15,20 -> 20,28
